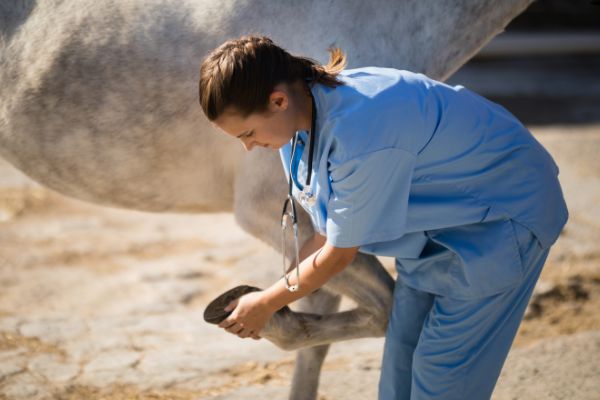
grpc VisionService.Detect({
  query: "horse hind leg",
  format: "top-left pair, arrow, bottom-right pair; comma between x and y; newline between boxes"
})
261,253 -> 395,351
324,252 -> 395,330
232,148 -> 395,347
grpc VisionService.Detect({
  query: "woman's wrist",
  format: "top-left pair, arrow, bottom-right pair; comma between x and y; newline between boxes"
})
260,280 -> 292,314
259,286 -> 283,314
260,241 -> 358,314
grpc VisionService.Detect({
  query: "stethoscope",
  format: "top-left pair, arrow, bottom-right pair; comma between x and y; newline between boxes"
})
289,91 -> 317,208
280,90 -> 317,292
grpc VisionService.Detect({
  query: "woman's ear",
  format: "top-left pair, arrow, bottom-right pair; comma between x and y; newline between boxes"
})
269,86 -> 289,112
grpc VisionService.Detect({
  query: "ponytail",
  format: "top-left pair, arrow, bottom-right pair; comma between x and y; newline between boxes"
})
293,47 -> 347,88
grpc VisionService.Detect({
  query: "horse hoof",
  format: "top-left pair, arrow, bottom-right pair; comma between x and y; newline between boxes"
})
203,285 -> 262,324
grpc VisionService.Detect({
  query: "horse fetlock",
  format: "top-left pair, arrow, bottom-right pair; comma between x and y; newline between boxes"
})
261,307 -> 299,350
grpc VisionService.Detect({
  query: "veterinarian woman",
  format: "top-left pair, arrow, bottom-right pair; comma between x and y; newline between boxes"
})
198,35 -> 568,399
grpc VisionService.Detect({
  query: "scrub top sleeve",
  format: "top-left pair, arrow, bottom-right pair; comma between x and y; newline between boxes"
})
326,147 -> 416,248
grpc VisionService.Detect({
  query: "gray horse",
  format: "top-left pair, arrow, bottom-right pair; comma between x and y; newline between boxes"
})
0,1 -> 534,398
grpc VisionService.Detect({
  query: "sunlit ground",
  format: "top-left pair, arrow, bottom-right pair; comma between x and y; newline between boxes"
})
1,124 -> 599,399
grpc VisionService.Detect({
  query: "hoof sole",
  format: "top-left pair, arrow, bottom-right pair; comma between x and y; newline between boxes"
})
203,285 -> 261,324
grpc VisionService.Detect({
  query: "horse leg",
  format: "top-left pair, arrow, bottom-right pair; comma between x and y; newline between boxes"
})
232,147 -> 395,363
288,288 -> 342,400
259,252 -> 394,351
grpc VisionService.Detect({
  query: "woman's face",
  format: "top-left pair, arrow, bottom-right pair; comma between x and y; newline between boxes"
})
213,82 -> 309,151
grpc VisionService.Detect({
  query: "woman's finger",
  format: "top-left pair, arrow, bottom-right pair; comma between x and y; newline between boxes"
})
224,299 -> 238,312
219,318 -> 236,329
226,323 -> 243,334
238,327 -> 254,339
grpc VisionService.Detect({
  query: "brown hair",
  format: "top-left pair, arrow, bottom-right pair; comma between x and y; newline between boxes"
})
198,35 -> 347,121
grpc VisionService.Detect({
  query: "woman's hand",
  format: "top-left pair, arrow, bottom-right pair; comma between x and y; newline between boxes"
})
217,291 -> 274,340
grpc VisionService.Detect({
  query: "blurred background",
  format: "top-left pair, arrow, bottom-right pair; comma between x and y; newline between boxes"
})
0,1 -> 599,399
449,0 -> 600,125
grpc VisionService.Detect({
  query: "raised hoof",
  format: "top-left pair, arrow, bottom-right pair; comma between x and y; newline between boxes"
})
203,285 -> 261,324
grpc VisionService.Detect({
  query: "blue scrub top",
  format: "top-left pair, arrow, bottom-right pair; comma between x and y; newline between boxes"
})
279,67 -> 568,299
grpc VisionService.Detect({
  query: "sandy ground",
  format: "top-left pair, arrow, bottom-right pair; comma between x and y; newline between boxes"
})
0,124 -> 599,400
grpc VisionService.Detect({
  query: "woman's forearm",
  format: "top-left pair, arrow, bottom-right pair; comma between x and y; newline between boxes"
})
262,235 -> 358,313
284,232 -> 327,275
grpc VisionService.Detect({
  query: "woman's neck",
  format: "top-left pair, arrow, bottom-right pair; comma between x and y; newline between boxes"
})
291,79 -> 313,133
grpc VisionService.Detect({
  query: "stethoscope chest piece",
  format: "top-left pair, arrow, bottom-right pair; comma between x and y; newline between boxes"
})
299,188 -> 316,207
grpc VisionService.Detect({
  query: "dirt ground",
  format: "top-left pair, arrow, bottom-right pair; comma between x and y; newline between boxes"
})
0,124 -> 599,399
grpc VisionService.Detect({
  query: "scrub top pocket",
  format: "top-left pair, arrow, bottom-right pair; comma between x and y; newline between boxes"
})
395,218 -> 524,300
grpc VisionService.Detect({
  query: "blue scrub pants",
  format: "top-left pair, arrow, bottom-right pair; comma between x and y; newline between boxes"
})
378,220 -> 550,400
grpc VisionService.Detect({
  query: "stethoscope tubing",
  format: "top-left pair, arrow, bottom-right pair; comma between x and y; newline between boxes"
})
287,89 -> 317,203
279,87 -> 317,292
